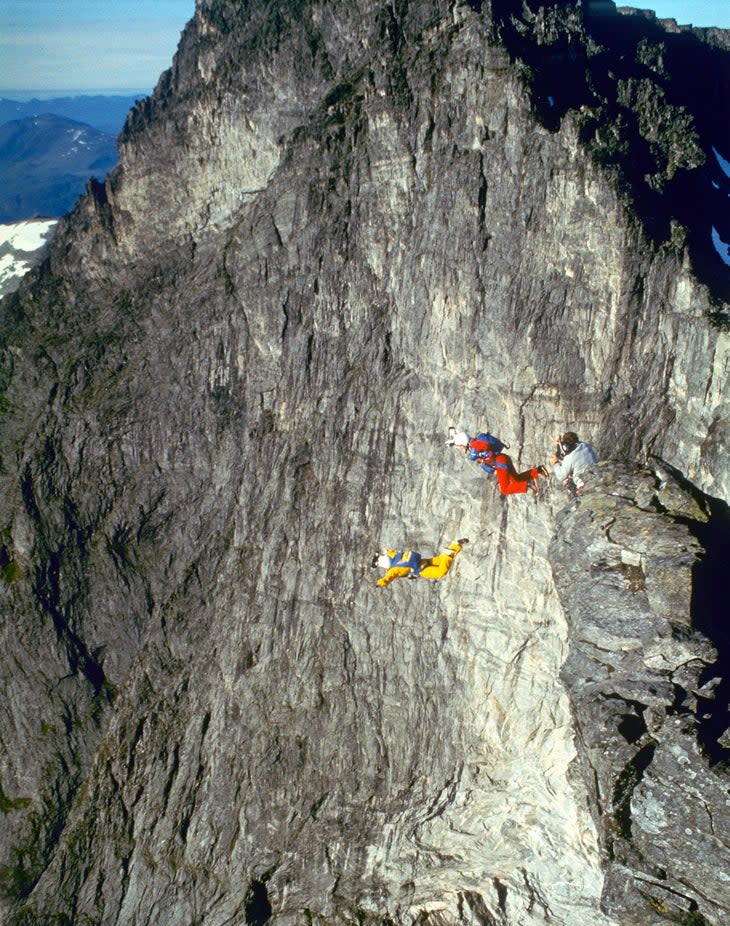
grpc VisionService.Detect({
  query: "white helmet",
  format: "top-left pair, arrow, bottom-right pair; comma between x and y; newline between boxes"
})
447,431 -> 469,447
376,554 -> 392,569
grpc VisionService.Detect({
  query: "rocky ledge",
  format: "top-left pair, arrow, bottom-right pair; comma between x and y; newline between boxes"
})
550,461 -> 730,924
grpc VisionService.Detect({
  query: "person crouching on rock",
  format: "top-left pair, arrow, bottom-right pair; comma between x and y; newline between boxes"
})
550,431 -> 598,495
372,540 -> 468,588
447,430 -> 548,495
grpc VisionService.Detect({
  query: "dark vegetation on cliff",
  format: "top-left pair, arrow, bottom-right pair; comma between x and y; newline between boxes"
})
493,0 -> 730,308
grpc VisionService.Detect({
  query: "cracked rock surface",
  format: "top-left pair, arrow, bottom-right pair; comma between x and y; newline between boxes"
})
551,462 -> 730,924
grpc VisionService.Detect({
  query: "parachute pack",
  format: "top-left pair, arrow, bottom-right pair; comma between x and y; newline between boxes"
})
470,432 -> 508,455
388,550 -> 421,571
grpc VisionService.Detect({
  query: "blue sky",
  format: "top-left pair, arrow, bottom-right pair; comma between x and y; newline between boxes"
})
649,0 -> 730,26
0,0 -> 194,95
0,1 -> 728,97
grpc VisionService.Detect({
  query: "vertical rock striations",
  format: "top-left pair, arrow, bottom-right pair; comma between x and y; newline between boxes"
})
0,1 -> 728,924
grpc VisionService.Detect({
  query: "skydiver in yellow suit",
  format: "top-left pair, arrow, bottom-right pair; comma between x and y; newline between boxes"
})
372,539 -> 468,587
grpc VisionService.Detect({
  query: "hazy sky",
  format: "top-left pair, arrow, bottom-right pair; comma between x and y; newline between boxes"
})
0,0 -> 194,95
0,1 -> 728,96
649,0 -> 730,26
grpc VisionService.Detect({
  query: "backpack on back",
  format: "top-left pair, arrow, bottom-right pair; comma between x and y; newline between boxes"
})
470,432 -> 508,455
390,550 -> 421,572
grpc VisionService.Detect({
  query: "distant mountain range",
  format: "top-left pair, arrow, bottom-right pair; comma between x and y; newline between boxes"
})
0,94 -> 144,224
0,94 -> 140,135
0,113 -> 118,223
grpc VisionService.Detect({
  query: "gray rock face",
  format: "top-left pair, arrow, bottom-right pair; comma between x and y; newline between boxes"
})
0,1 -> 729,925
550,461 -> 730,924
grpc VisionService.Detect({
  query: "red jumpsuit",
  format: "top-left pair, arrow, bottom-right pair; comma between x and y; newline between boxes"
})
493,453 -> 540,495
466,439 -> 543,495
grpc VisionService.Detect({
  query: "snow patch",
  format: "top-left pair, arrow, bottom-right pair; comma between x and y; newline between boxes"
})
711,226 -> 730,267
0,253 -> 31,278
0,218 -> 57,253
712,146 -> 730,180
0,218 -> 58,299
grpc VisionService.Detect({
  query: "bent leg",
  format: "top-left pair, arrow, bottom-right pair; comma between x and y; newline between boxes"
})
418,542 -> 462,580
494,454 -> 537,495
377,566 -> 414,587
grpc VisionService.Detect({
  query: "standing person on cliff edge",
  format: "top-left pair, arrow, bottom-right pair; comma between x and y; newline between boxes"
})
550,431 -> 598,495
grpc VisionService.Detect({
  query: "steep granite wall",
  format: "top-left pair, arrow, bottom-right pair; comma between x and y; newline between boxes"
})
0,1 -> 728,924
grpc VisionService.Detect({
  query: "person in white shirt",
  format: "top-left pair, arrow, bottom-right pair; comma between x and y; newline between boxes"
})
550,431 -> 598,495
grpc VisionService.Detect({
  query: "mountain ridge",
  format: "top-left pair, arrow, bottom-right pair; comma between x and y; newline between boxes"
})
0,113 -> 117,222
0,95 -> 142,136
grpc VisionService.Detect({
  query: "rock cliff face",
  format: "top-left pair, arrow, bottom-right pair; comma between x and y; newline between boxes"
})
551,462 -> 730,924
0,1 -> 728,925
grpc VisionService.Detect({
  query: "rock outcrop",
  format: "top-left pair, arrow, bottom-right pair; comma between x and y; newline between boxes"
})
551,461 -> 730,924
0,1 -> 728,924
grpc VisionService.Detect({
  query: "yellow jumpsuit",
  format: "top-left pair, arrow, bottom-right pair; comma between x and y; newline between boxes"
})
377,542 -> 462,587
